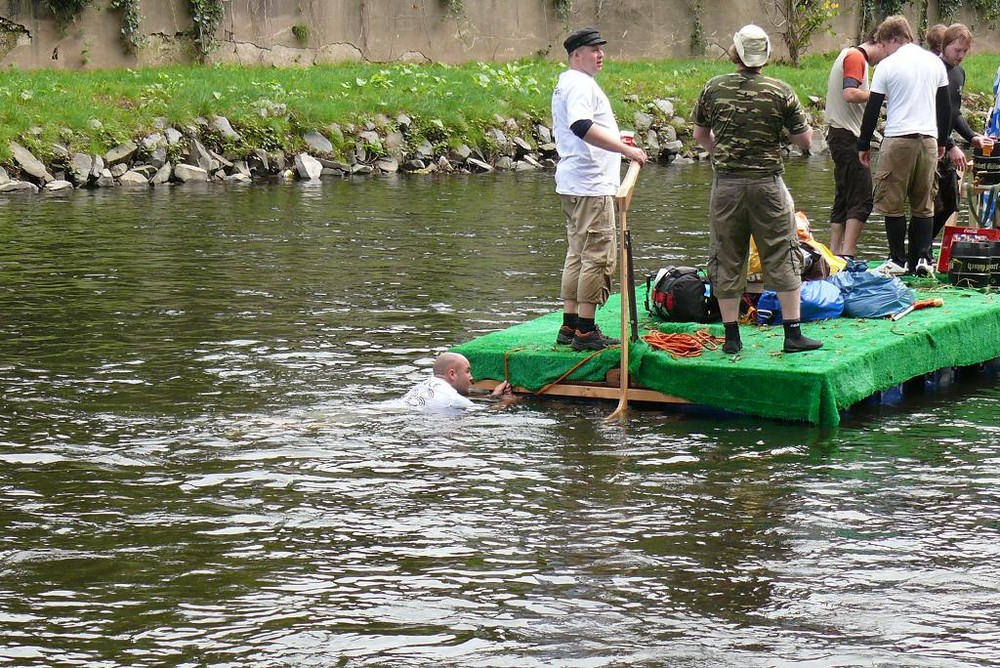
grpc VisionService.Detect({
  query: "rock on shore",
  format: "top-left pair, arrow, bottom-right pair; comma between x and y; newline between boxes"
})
0,103 -> 828,193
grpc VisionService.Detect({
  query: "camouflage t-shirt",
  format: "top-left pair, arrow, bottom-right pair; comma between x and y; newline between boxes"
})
694,71 -> 809,175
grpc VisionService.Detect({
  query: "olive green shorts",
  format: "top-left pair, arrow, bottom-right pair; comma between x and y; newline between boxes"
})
559,194 -> 617,306
707,174 -> 801,299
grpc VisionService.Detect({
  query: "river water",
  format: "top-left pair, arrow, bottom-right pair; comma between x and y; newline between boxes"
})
1,160 -> 998,667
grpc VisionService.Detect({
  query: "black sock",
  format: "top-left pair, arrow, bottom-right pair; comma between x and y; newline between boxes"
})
908,216 -> 933,266
884,216 -> 907,265
723,321 -> 742,354
577,317 -> 595,333
563,313 -> 578,329
783,319 -> 803,340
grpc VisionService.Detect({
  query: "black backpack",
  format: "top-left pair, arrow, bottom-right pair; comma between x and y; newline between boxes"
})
645,266 -> 720,323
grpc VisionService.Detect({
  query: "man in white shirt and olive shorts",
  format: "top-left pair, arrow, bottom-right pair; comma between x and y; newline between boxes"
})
551,27 -> 647,351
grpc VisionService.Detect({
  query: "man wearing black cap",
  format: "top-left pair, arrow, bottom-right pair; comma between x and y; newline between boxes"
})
552,27 -> 648,351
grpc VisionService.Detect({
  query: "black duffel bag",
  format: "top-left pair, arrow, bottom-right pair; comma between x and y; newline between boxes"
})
645,266 -> 720,323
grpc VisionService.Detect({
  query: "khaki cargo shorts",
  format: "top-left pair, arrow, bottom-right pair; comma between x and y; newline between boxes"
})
559,194 -> 617,306
873,135 -> 938,218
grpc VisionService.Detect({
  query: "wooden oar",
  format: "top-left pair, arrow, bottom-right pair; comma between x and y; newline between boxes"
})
607,160 -> 642,421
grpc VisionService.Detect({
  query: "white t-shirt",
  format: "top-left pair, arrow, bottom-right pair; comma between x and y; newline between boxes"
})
401,376 -> 475,412
870,42 -> 948,138
551,68 -> 621,196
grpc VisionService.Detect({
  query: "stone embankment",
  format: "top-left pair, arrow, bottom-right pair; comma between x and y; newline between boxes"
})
0,98 -> 825,193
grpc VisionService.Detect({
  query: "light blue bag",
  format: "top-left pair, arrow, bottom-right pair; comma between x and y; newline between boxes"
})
825,271 -> 914,318
801,279 -> 845,321
756,280 -> 844,325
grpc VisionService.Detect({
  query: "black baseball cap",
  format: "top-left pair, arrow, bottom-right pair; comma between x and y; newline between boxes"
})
563,28 -> 607,54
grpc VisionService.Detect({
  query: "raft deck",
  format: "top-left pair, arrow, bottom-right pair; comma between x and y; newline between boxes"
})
454,280 -> 1000,426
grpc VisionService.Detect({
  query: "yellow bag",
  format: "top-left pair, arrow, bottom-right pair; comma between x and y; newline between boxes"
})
747,211 -> 846,280
803,237 -> 846,275
748,237 -> 763,281
795,211 -> 846,275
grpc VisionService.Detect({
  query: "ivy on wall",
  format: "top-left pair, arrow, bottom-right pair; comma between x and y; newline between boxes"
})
916,0 -> 929,36
939,0 -> 962,21
690,0 -> 706,56
445,0 -> 571,21
552,0 -> 571,20
859,0 -> 1000,35
41,0 -> 94,28
859,0 -> 907,35
24,0 -> 1000,68
971,0 -> 1000,23
930,0 -> 1000,25
188,0 -> 224,62
110,0 -> 142,53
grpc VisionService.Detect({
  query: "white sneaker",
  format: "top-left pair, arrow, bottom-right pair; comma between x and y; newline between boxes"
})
913,258 -> 934,277
871,259 -> 907,276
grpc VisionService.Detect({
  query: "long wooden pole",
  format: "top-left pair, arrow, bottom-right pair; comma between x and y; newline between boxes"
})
607,160 -> 641,421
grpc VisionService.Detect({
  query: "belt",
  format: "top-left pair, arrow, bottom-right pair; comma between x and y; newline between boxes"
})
893,133 -> 933,140
715,172 -> 780,180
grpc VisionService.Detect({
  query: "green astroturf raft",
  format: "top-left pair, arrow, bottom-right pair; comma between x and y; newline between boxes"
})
453,282 -> 1000,426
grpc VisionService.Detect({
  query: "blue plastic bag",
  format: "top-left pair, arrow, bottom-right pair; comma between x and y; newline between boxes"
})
825,271 -> 914,318
756,280 -> 844,325
801,279 -> 845,321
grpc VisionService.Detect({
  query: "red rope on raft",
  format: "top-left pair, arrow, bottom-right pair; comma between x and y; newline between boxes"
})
642,329 -> 724,359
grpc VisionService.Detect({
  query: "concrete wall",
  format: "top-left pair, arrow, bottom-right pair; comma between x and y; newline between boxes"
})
1,0 -> 997,69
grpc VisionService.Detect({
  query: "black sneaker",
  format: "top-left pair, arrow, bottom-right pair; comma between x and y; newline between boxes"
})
783,335 -> 823,353
556,325 -> 575,345
723,338 -> 742,354
571,327 -> 620,351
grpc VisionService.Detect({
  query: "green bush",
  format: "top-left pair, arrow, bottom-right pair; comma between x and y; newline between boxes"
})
291,23 -> 310,44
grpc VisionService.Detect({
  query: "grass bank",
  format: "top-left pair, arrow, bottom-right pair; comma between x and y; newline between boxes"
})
1,52 -> 997,167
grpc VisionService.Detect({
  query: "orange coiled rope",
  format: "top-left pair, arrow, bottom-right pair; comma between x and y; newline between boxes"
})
642,329 -> 724,358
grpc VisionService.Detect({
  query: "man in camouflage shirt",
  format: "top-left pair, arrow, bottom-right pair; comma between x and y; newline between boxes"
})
693,24 -> 822,355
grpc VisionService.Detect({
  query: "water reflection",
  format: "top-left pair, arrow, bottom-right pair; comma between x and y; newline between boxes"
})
1,162 -> 998,666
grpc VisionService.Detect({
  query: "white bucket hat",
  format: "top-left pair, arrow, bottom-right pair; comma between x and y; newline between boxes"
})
733,24 -> 771,67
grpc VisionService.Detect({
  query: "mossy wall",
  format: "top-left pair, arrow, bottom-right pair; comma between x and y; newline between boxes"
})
0,0 -> 997,70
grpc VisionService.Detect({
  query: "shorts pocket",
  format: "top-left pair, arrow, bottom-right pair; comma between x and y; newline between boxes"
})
788,238 -> 803,279
872,171 -> 890,209
590,197 -> 615,234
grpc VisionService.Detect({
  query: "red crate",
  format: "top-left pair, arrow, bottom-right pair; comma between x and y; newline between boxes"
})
937,225 -> 1000,273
